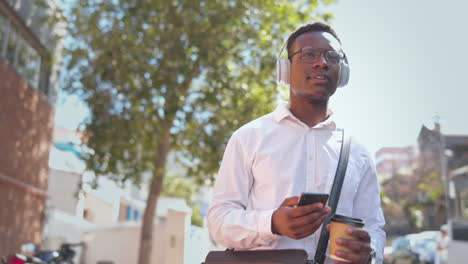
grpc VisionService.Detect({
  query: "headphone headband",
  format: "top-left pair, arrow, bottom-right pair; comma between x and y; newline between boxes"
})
276,43 -> 350,88
276,40 -> 288,61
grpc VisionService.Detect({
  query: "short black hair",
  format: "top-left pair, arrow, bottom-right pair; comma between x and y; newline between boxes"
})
286,21 -> 341,57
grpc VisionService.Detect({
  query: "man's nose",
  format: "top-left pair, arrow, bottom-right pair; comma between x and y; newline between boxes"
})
312,55 -> 328,68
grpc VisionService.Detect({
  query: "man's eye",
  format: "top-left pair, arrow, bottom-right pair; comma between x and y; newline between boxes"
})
328,52 -> 342,61
304,52 -> 317,58
328,57 -> 339,63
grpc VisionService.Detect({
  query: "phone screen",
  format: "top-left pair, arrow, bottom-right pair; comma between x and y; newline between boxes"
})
296,192 -> 329,206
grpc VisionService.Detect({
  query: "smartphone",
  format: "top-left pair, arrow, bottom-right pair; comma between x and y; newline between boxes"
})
296,192 -> 329,206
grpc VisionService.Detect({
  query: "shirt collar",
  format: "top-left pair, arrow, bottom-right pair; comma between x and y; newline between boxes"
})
272,101 -> 337,129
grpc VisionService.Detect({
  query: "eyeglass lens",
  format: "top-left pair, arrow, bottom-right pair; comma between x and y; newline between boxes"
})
300,47 -> 343,65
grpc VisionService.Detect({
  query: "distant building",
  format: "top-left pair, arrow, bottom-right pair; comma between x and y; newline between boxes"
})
445,135 -> 468,221
375,146 -> 415,182
450,166 -> 468,220
44,128 -> 216,264
444,134 -> 468,174
378,123 -> 468,235
44,128 -> 148,246
0,0 -> 63,256
415,123 -> 468,229
416,124 -> 443,174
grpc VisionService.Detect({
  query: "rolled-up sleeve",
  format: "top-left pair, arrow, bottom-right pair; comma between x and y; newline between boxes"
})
207,132 -> 281,249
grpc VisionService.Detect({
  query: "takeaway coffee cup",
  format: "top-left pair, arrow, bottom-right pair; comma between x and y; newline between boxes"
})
329,214 -> 365,262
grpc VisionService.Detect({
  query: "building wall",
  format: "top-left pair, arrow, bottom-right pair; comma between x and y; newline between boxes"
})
84,208 -> 202,264
0,61 -> 54,256
84,223 -> 168,264
375,146 -> 415,179
83,194 -> 114,225
47,168 -> 81,215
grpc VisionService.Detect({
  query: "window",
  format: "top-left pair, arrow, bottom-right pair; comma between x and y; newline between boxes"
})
5,24 -> 16,63
0,14 -> 7,52
460,189 -> 468,220
125,206 -> 141,221
16,37 -> 41,90
83,208 -> 95,222
134,210 -> 140,221
0,10 -> 44,92
126,205 -> 133,220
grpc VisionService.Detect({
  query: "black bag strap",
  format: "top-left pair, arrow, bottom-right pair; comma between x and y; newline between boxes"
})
313,130 -> 352,264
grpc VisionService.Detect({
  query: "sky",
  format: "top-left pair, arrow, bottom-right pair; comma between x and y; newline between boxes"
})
322,0 -> 468,154
54,0 -> 468,155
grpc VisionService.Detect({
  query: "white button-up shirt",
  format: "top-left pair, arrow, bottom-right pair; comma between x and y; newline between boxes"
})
207,102 -> 386,264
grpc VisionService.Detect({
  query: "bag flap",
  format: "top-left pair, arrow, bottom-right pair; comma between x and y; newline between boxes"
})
205,249 -> 308,264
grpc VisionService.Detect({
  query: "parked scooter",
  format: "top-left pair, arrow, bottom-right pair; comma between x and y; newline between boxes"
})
1,243 -> 44,264
34,243 -> 83,264
1,253 -> 44,264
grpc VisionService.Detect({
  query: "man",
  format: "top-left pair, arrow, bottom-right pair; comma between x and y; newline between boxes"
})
436,225 -> 449,264
207,22 -> 386,264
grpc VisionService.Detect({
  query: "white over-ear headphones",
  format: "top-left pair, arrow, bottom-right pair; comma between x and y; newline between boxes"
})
276,42 -> 350,88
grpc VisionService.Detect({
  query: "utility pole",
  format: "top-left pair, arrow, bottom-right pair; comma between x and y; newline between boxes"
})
436,118 -> 453,221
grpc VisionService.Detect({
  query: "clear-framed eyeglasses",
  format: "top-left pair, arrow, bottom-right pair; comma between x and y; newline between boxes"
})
288,47 -> 345,65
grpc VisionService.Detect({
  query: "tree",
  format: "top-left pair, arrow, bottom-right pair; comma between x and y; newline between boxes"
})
162,173 -> 202,226
191,204 -> 204,227
60,1 -> 335,263
162,173 -> 197,204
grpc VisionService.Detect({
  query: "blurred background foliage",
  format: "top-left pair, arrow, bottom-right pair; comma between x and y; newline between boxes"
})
59,0 -> 335,185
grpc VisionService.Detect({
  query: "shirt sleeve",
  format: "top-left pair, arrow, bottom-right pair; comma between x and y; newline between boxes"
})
353,154 -> 386,264
207,131 -> 281,249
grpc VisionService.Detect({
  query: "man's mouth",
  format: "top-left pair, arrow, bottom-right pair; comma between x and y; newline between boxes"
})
313,75 -> 327,80
307,74 -> 329,81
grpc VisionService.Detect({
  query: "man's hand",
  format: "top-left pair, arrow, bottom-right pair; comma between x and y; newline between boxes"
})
327,225 -> 373,264
271,196 -> 331,239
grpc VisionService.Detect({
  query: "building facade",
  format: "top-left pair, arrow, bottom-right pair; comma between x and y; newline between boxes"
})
375,146 -> 415,182
44,128 -> 215,264
377,123 -> 468,235
0,0 -> 62,256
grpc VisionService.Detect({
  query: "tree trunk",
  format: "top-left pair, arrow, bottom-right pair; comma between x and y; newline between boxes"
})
138,128 -> 170,264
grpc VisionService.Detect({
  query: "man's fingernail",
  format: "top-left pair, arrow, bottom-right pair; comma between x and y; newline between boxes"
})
336,250 -> 345,257
347,228 -> 354,234
336,238 -> 344,244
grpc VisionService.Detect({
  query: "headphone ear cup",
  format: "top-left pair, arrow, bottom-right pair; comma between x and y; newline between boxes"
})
276,58 -> 290,85
338,61 -> 350,88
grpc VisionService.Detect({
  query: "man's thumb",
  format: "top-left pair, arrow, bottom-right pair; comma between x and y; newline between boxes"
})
281,196 -> 299,207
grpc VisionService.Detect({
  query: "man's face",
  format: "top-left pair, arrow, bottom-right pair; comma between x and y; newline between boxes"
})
289,31 -> 342,103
